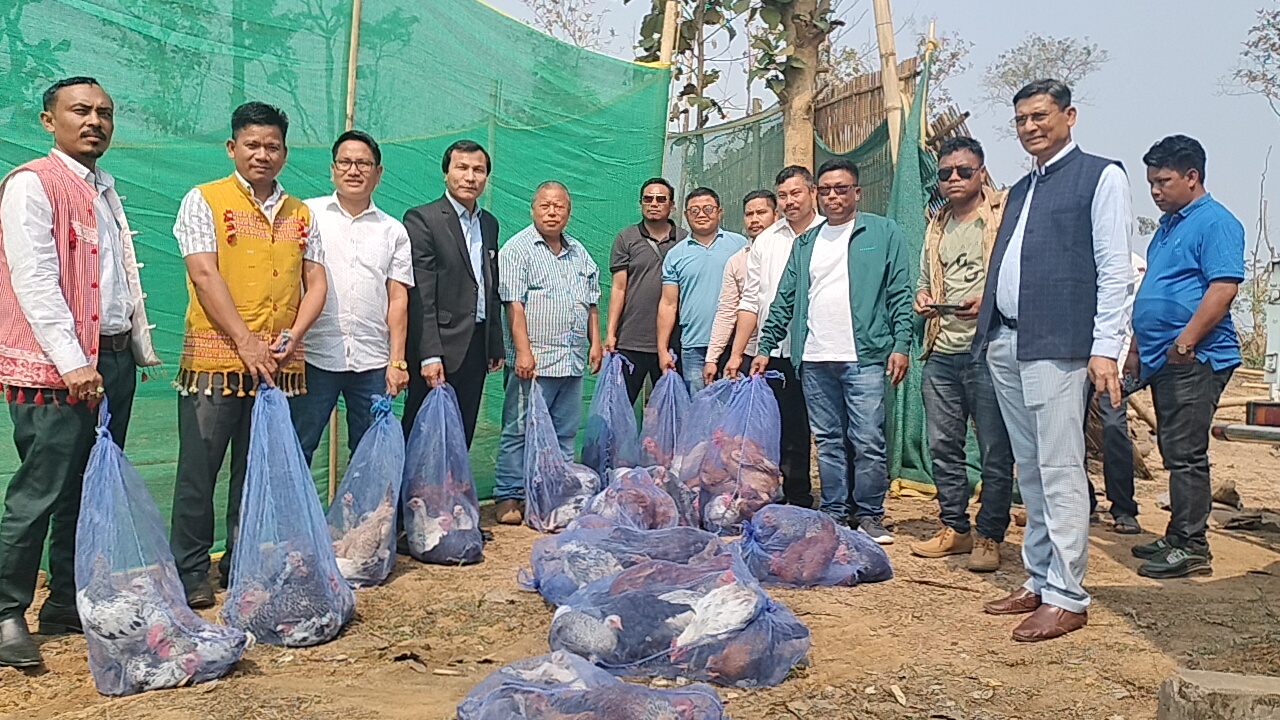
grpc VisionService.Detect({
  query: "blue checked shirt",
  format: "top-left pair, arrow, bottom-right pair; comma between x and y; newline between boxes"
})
499,225 -> 601,377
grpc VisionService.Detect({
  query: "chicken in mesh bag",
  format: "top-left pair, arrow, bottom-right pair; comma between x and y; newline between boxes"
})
220,386 -> 355,647
525,379 -> 600,533
76,401 -> 250,695
581,351 -> 639,482
693,375 -> 785,535
638,361 -> 690,470
661,378 -> 737,527
402,383 -> 483,565
325,395 -> 403,587
741,505 -> 893,587
582,467 -> 680,531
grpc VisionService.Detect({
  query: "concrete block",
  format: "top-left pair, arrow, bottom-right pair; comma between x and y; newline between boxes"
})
1159,669 -> 1280,720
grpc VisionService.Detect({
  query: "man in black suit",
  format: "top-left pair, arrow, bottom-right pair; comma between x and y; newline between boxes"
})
402,140 -> 504,445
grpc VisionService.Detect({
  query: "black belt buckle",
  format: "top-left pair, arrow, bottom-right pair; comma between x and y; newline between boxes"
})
998,314 -> 1017,331
100,332 -> 131,353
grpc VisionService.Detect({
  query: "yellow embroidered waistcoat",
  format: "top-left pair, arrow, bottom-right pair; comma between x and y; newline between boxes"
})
178,175 -> 309,396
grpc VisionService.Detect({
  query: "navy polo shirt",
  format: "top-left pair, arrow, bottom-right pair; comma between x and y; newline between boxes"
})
1133,193 -> 1245,378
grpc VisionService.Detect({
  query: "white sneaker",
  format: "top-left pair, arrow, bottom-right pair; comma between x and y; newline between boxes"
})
857,516 -> 895,545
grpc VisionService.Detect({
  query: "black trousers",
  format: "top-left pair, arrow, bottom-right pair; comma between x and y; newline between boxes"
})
1150,360 -> 1233,554
765,356 -> 814,508
1084,381 -> 1138,519
0,348 -> 135,620
404,322 -> 490,448
170,373 -> 254,591
618,349 -> 665,407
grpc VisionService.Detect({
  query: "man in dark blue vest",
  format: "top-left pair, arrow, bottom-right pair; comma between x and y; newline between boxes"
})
971,79 -> 1134,642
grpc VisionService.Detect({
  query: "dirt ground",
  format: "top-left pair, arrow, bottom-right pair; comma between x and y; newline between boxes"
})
4,376 -> 1280,720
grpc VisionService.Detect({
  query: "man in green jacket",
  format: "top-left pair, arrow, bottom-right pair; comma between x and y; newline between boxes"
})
752,158 -> 913,544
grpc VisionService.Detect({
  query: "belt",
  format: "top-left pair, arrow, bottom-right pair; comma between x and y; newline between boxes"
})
998,314 -> 1017,331
101,331 -> 131,353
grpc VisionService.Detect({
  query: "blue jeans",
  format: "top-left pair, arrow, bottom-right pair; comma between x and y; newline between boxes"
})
801,361 -> 888,521
493,373 -> 585,502
922,352 -> 1015,541
289,364 -> 387,467
682,346 -> 708,395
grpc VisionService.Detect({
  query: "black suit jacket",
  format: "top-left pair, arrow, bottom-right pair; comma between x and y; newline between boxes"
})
403,195 -> 503,373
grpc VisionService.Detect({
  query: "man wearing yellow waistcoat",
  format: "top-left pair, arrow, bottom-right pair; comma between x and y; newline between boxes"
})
168,102 -> 328,609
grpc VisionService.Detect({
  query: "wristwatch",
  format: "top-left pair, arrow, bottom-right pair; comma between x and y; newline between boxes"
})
389,360 -> 408,371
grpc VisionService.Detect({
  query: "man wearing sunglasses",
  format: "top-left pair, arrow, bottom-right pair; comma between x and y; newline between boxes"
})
972,79 -> 1134,642
658,188 -> 748,394
752,158 -> 913,545
291,131 -> 413,467
605,178 -> 688,405
910,136 -> 1015,574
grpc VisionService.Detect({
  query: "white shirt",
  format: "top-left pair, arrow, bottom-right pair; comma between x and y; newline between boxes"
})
173,172 -> 324,263
1119,252 -> 1146,362
0,149 -> 133,375
739,213 -> 825,358
303,195 -> 414,373
994,141 -> 1134,359
803,220 -> 858,362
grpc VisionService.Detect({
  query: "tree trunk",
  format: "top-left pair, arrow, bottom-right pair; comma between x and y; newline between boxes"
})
779,0 -> 824,169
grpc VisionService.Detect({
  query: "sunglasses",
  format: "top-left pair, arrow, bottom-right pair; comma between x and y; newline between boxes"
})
641,194 -> 671,204
816,184 -> 856,196
937,166 -> 980,181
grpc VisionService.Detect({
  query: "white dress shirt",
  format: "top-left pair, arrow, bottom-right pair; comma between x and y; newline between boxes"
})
173,172 -> 324,262
303,195 -> 414,373
738,213 -> 825,358
0,149 -> 133,374
994,141 -> 1134,359
803,221 -> 859,362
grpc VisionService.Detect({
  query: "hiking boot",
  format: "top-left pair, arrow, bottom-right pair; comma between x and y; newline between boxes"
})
496,499 -> 524,526
1138,545 -> 1212,579
185,579 -> 216,610
37,602 -> 82,635
910,527 -> 972,558
0,616 -> 41,668
1131,536 -> 1174,560
968,536 -> 1001,573
856,516 -> 894,545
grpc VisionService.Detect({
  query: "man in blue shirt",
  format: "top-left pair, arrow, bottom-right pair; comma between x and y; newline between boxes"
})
1127,135 -> 1245,579
657,188 -> 748,393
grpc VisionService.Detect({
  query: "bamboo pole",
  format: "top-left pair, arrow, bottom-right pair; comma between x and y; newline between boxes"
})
329,0 -> 363,503
659,0 -> 679,66
872,0 -> 902,164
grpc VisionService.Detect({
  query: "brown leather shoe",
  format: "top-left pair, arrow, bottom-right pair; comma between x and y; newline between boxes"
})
1012,604 -> 1088,642
910,527 -> 972,558
983,587 -> 1041,615
496,499 -> 523,526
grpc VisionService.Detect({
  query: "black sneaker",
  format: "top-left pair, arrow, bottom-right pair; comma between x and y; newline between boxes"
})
185,580 -> 217,610
856,516 -> 895,545
1138,546 -> 1212,579
1131,537 -> 1173,560
37,602 -> 82,635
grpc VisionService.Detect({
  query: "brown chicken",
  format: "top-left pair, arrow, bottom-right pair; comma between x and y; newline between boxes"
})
606,554 -> 734,596
768,518 -> 840,586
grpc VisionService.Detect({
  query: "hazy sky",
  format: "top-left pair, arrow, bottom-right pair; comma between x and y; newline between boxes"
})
487,0 -> 1276,254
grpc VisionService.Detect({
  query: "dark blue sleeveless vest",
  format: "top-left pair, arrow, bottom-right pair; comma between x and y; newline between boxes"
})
972,146 -> 1121,361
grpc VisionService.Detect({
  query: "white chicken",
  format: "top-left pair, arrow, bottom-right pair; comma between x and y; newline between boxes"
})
405,496 -> 453,554
661,579 -> 762,649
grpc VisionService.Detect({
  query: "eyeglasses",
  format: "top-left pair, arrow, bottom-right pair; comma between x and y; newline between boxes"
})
816,184 -> 857,196
686,206 -> 720,217
334,159 -> 377,173
937,166 -> 980,181
641,194 -> 671,204
1013,110 -> 1058,127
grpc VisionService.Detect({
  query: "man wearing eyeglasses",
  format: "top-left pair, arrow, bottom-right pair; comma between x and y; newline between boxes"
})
752,158 -> 913,545
972,79 -> 1134,642
605,178 -> 688,405
909,136 -> 1015,574
292,131 -> 413,466
657,188 -> 748,394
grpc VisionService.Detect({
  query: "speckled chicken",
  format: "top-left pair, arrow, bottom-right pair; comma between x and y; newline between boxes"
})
332,491 -> 395,584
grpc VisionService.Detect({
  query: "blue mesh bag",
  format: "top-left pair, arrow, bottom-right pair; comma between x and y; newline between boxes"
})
403,384 -> 483,565
547,549 -> 810,688
638,362 -> 691,469
325,396 -> 403,588
581,352 -> 639,481
740,505 -> 894,587
695,376 -> 784,535
220,386 -> 355,647
76,401 -> 249,696
583,467 -> 679,531
526,380 -> 600,533
664,379 -> 737,527
519,524 -> 728,606
458,651 -> 726,720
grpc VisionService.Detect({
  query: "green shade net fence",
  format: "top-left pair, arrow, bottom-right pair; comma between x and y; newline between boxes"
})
0,0 -> 669,554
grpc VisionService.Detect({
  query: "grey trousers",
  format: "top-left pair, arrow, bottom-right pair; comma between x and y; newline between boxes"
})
986,328 -> 1091,613
169,373 -> 255,591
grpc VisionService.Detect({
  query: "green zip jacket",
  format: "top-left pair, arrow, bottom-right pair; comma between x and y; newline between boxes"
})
757,212 -> 914,367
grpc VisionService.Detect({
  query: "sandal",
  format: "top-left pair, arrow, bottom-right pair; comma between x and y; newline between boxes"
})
1112,515 -> 1142,535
